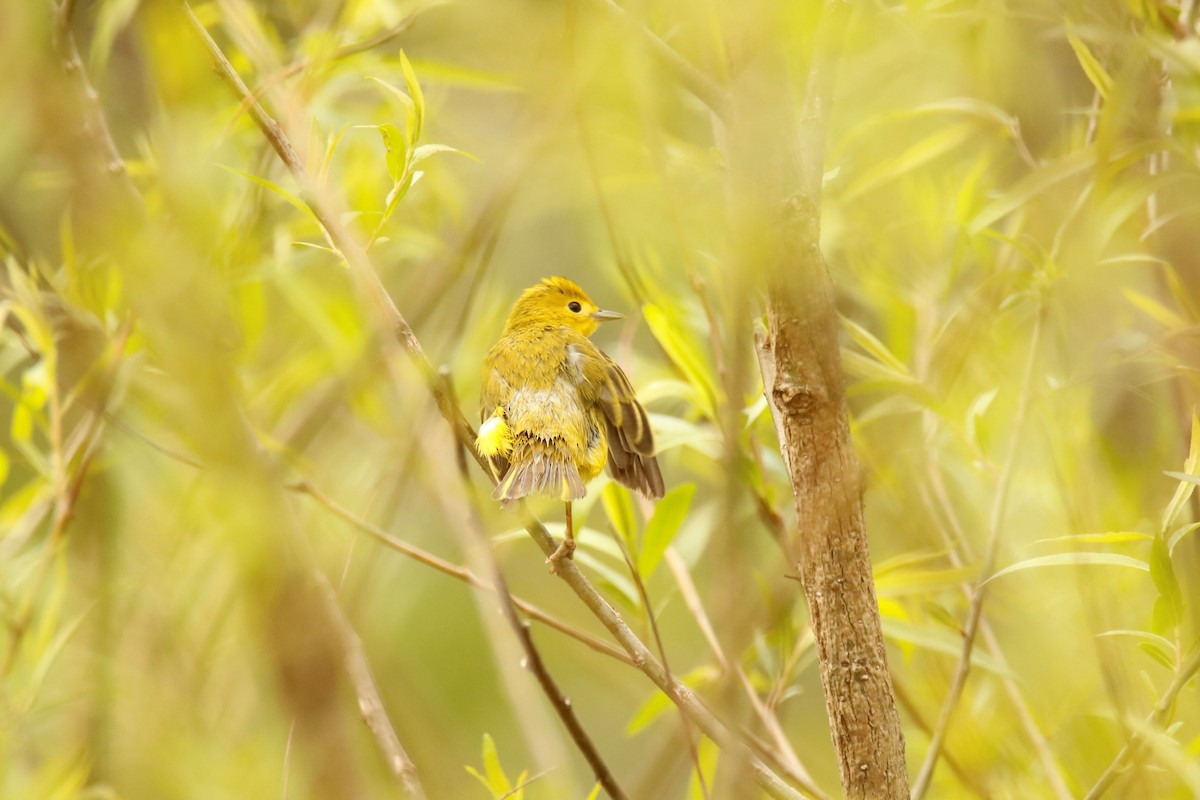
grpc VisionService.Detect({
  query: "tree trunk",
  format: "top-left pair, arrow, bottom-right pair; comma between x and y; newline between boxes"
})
727,2 -> 910,797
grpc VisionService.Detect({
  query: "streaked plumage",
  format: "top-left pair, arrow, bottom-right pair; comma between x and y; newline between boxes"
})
477,276 -> 664,567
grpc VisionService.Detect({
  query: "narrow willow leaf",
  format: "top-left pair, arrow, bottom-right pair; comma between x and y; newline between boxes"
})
1066,26 -> 1113,99
843,123 -> 975,200
841,317 -> 910,375
1035,532 -> 1153,545
1126,288 -> 1186,329
366,75 -> 416,124
1150,535 -> 1183,629
881,619 -> 1013,676
1162,410 -> 1200,531
220,166 -> 321,227
646,414 -> 721,459
1168,522 -> 1200,552
688,737 -> 718,800
985,553 -> 1149,583
601,482 -> 637,546
377,123 -> 408,182
481,734 -> 512,796
969,148 -> 1096,233
1139,641 -> 1177,670
1096,629 -> 1177,654
399,51 -> 425,143
411,143 -> 482,166
638,483 -> 696,578
642,304 -> 717,418
626,666 -> 717,735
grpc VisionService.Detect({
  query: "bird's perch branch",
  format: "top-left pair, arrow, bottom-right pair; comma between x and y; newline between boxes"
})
181,5 -> 808,798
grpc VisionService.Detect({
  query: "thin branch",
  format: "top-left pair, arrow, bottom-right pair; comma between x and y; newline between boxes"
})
291,479 -> 635,666
313,572 -> 426,799
52,0 -> 142,206
665,549 -> 828,800
1083,646 -> 1200,799
910,310 -> 1045,799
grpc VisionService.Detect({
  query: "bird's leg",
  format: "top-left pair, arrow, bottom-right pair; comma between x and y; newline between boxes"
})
547,501 -> 577,572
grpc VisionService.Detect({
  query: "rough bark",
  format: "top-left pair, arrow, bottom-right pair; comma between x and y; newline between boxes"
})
730,2 -> 911,797
757,235 -> 910,798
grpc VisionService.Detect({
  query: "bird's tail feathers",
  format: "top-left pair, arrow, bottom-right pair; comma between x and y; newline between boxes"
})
493,454 -> 586,504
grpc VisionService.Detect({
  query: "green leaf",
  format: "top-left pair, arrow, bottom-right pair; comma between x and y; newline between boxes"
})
625,666 -> 717,735
377,123 -> 408,183
646,414 -> 722,459
1126,289 -> 1186,329
841,317 -> 910,375
842,122 -> 975,200
411,143 -> 481,166
1066,25 -> 1113,99
1162,410 -> 1200,531
1168,522 -> 1200,552
881,619 -> 1014,677
638,483 -> 696,578
1150,534 -> 1183,631
481,734 -> 511,797
688,736 -> 718,800
399,51 -> 426,143
601,482 -> 637,546
986,553 -> 1149,584
642,304 -> 718,419
1034,532 -> 1153,546
1140,640 -> 1177,670
969,148 -> 1097,234
220,166 -> 321,227
367,75 -> 416,119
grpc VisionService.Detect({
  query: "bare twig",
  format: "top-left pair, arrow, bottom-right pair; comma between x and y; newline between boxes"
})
52,0 -> 142,206
910,310 -> 1045,799
181,7 -> 806,797
313,573 -> 426,799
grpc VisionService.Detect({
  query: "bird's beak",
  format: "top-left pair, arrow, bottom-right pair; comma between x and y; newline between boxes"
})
591,309 -> 623,323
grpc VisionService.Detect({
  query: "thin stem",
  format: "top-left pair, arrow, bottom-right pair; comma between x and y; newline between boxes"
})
911,310 -> 1045,799
313,572 -> 426,799
1083,645 -> 1200,799
292,479 -> 635,666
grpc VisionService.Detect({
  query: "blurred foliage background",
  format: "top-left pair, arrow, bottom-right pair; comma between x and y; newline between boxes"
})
2,0 -> 1200,798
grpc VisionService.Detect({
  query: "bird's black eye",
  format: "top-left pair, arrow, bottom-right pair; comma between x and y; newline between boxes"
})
568,301 -> 582,313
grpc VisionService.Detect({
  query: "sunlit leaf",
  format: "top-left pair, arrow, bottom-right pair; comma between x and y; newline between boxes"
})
377,123 -> 408,182
638,483 -> 696,578
688,736 -> 718,800
880,619 -> 1013,676
411,143 -> 482,166
399,51 -> 425,143
642,304 -> 718,419
601,482 -> 637,546
986,553 -> 1150,583
626,666 -> 717,735
1066,25 -> 1113,99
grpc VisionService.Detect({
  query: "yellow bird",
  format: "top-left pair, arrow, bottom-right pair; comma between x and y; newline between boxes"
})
476,276 -> 664,570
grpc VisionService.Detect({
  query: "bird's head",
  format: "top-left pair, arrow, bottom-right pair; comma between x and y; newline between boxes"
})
502,276 -> 623,337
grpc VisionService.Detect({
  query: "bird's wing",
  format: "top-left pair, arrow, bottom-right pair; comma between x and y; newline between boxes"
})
567,334 -> 664,499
